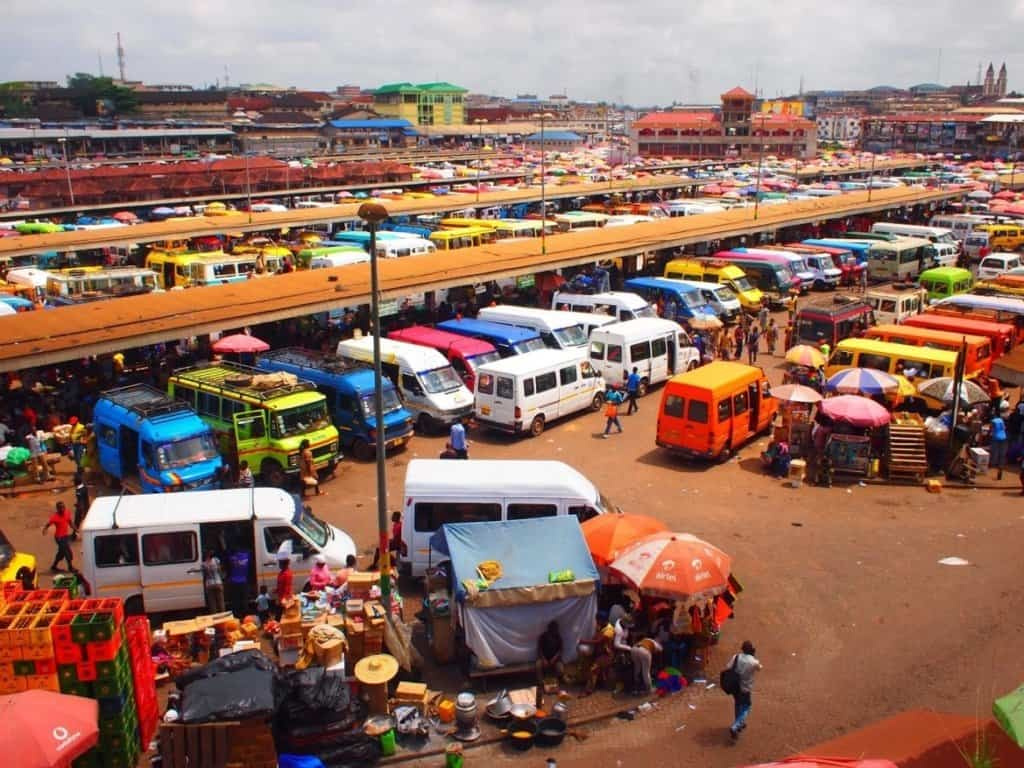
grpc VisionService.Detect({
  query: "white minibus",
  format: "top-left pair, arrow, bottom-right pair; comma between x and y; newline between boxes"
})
336,336 -> 474,431
478,305 -> 614,349
402,459 -> 617,576
551,290 -> 657,321
870,222 -> 957,245
474,349 -> 606,437
588,318 -> 699,392
80,488 -> 357,614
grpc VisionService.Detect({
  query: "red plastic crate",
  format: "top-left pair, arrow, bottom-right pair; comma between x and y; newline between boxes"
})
75,661 -> 96,682
50,613 -> 76,646
85,633 -> 123,662
80,599 -> 103,612
1,602 -> 25,618
64,599 -> 85,614
33,658 -> 56,676
99,599 -> 125,628
54,643 -> 82,665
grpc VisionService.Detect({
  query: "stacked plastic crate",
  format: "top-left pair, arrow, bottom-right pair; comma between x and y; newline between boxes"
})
0,589 -> 67,694
125,616 -> 159,750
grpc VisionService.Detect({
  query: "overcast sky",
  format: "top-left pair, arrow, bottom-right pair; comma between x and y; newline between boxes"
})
5,0 -> 1023,106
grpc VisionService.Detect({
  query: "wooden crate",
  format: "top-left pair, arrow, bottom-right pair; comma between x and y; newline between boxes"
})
159,722 -> 236,768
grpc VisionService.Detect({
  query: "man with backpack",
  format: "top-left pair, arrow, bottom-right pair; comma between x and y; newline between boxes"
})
721,640 -> 763,740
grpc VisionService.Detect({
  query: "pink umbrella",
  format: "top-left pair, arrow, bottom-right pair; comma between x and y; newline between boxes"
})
819,395 -> 891,428
212,333 -> 270,354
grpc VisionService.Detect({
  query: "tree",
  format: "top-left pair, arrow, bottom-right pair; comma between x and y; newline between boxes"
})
0,82 -> 32,118
65,73 -> 137,117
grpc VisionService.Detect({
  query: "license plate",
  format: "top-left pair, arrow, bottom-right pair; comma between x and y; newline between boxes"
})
481,406 -> 491,416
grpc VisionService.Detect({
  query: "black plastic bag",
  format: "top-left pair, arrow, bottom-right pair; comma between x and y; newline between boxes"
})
180,650 -> 281,723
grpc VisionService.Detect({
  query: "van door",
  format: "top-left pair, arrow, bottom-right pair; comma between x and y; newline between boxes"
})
399,370 -> 428,418
558,363 -> 586,414
89,531 -> 142,604
490,374 -> 517,426
233,410 -> 267,466
650,335 -> 669,383
256,519 -> 316,594
139,527 -> 204,612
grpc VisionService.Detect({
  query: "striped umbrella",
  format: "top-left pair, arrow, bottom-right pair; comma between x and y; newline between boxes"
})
825,367 -> 899,396
785,344 -> 826,368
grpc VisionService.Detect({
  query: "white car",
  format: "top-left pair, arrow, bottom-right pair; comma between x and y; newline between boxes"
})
978,253 -> 1022,280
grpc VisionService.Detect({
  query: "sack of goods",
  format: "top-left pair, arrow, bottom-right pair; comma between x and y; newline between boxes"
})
251,372 -> 299,390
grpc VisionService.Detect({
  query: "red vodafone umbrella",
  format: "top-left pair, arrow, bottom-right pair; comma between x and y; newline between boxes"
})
608,532 -> 732,601
212,333 -> 270,354
0,690 -> 98,768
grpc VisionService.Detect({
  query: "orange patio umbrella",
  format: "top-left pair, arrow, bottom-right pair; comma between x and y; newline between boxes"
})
608,532 -> 732,602
580,513 -> 668,568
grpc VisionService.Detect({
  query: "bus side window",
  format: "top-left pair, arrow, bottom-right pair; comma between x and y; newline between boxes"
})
568,505 -> 599,523
235,413 -> 266,440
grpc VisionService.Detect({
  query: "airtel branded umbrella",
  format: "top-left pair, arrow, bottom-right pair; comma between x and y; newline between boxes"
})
212,333 -> 270,355
608,532 -> 732,602
819,395 -> 891,428
0,690 -> 99,768
769,384 -> 822,404
824,368 -> 899,397
581,513 -> 668,568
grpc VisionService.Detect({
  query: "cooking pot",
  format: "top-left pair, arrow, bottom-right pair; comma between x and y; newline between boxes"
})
506,719 -> 537,751
509,702 -> 536,721
535,717 -> 566,747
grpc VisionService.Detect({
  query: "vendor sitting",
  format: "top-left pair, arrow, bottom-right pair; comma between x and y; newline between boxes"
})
536,620 -> 565,684
308,554 -> 333,592
761,440 -> 792,478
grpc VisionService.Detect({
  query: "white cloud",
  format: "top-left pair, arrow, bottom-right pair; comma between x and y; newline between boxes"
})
4,0 -> 1022,105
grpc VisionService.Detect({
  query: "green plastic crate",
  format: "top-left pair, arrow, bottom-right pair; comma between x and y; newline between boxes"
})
59,680 -> 93,697
89,612 -> 116,642
12,660 -> 35,676
92,665 -> 132,697
93,647 -> 129,682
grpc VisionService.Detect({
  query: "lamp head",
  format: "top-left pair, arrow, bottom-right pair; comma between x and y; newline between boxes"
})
358,202 -> 390,224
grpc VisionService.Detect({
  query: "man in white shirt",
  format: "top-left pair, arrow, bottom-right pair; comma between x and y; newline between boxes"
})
729,640 -> 763,740
612,615 -> 653,695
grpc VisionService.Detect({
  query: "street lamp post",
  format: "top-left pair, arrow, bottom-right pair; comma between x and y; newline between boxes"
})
358,201 -> 393,609
242,134 -> 253,224
57,137 -> 75,206
867,152 -> 877,202
532,112 -> 554,255
753,116 -> 768,221
474,118 -> 488,203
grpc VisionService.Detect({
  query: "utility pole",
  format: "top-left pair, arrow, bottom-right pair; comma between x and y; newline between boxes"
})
116,32 -> 126,82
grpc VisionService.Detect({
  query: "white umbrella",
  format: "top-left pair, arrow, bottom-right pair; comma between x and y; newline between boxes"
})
967,189 -> 993,200
916,377 -> 989,405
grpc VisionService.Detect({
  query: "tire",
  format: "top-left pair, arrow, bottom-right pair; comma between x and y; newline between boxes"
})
416,413 -> 433,434
260,459 -> 287,487
718,447 -> 732,463
529,415 -> 545,437
352,439 -> 374,461
814,280 -> 825,291
686,360 -> 698,371
590,393 -> 605,411
637,379 -> 649,397
124,595 -> 144,616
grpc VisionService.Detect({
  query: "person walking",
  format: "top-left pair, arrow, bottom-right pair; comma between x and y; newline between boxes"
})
733,324 -> 745,361
757,301 -> 769,334
989,407 -> 1010,480
72,470 -> 90,536
299,439 -> 323,497
602,390 -> 624,438
226,545 -> 251,618
201,549 -> 225,614
42,501 -> 75,572
747,325 -> 761,365
859,263 -> 869,294
728,640 -> 763,740
766,319 -> 778,356
449,418 -> 469,459
626,367 -> 641,415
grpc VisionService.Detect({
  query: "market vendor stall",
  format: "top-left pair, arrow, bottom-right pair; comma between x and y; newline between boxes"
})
768,384 -> 822,458
818,395 -> 891,480
429,516 -> 600,672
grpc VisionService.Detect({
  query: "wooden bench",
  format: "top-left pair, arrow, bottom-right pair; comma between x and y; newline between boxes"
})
467,661 -> 535,691
160,722 -> 237,768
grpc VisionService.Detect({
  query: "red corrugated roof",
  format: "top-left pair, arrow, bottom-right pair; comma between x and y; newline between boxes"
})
633,111 -> 719,127
721,86 -> 754,99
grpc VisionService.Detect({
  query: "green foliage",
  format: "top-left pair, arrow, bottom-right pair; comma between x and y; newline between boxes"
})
65,73 -> 138,116
0,82 -> 32,118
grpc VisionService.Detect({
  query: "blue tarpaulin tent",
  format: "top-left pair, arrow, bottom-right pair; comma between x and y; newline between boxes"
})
431,517 -> 600,669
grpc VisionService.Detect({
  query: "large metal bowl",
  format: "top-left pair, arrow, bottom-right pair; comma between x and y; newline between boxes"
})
509,702 -> 536,721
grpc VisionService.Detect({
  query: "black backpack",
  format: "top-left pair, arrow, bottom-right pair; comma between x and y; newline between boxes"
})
720,654 -> 741,695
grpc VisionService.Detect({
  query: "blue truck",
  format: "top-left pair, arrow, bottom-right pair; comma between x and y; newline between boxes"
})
257,347 -> 415,460
92,384 -> 223,493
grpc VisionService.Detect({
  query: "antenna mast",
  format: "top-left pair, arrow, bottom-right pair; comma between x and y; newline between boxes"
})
116,32 -> 126,81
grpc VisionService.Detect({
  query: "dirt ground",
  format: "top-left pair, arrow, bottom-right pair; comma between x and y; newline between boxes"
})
5,338 -> 1024,768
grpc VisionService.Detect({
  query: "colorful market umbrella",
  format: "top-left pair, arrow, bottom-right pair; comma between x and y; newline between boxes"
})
916,377 -> 989,405
608,532 -> 731,601
212,333 -> 270,354
825,368 -> 899,396
819,395 -> 891,428
581,513 -> 669,568
769,384 -> 822,404
0,690 -> 99,768
785,344 -> 826,368
994,683 -> 1024,747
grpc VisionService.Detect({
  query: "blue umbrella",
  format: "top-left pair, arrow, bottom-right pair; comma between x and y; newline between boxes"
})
825,367 -> 898,396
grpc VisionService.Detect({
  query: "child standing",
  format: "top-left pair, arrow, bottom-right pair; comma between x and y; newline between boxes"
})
256,585 -> 271,626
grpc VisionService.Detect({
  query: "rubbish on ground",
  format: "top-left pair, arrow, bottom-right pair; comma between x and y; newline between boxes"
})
938,556 -> 970,566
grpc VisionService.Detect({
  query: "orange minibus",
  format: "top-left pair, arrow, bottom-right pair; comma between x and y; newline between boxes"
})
863,324 -> 993,375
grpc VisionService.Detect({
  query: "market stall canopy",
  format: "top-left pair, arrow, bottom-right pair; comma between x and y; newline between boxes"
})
608,532 -> 731,602
581,512 -> 668,568
212,333 -> 271,354
769,384 -> 822,404
785,344 -> 826,368
916,377 -> 989,405
819,395 -> 891,428
825,368 -> 899,396
994,683 -> 1024,748
0,689 -> 99,768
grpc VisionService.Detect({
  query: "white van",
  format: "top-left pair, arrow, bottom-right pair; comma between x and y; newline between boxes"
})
978,253 -> 1022,280
474,349 -> 605,436
928,242 -> 959,269
309,251 -> 370,269
864,289 -> 924,325
80,488 -> 357,614
551,290 -> 657,321
588,318 -> 699,392
478,305 -> 614,348
337,336 -> 473,431
963,231 -> 990,262
929,214 -> 988,242
673,279 -> 743,322
870,222 -> 957,246
402,458 -> 617,576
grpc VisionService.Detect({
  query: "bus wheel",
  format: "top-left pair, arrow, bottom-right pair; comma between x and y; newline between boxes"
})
124,595 -> 144,616
686,360 -> 698,371
416,413 -> 433,434
353,439 -> 374,461
261,459 -> 287,487
590,392 -> 605,411
529,416 -> 545,437
637,379 -> 649,397
718,447 -> 732,463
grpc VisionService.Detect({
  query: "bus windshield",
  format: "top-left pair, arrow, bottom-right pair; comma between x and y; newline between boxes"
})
420,366 -> 463,394
635,305 -> 658,318
155,433 -> 219,470
359,388 -> 404,417
271,401 -> 332,439
513,337 -> 547,354
293,504 -> 330,548
468,351 -> 502,369
679,290 -> 703,309
553,324 -> 588,347
731,275 -> 755,292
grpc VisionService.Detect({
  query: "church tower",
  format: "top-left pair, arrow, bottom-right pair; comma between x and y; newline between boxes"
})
997,62 -> 1007,97
984,62 -> 995,96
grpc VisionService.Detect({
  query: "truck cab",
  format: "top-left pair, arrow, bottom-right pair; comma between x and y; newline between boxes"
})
93,384 -> 223,493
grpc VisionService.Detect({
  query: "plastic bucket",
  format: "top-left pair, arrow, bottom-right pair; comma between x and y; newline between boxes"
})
379,729 -> 396,756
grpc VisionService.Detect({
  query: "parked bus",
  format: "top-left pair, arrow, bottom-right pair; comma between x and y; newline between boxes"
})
256,348 -> 414,459
333,230 -> 437,257
554,211 -> 609,231
794,300 -> 875,347
825,338 -> 959,383
45,267 -> 160,305
623,277 -> 720,323
973,223 -> 1024,251
662,258 -> 764,312
441,218 -> 545,239
436,318 -> 547,358
801,238 -> 872,265
295,245 -> 369,270
92,385 -> 223,494
917,267 -> 973,302
429,226 -> 495,251
387,326 -> 501,391
167,361 -> 341,486
903,314 -> 1015,359
788,243 -> 863,286
551,290 -> 656,321
928,214 -> 989,241
673,279 -> 743,322
866,237 -> 936,281
864,324 -> 993,375
705,252 -> 799,306
478,305 -> 616,349
870,222 -> 957,245
734,248 -> 816,291
655,362 -> 777,460
864,287 -> 926,325
763,246 -> 843,290
931,294 -> 1024,343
